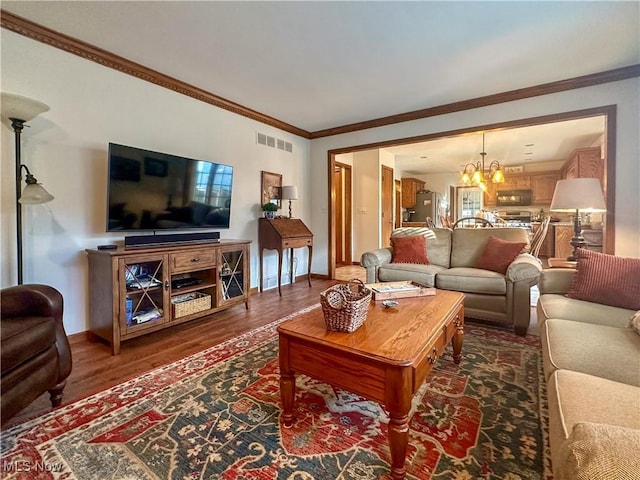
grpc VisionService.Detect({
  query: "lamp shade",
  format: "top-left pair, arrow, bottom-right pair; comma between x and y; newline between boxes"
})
281,185 -> 298,200
1,93 -> 49,124
19,183 -> 54,204
550,178 -> 606,212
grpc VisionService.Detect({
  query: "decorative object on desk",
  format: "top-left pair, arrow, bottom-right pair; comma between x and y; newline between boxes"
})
382,300 -> 399,308
1,92 -> 52,285
281,185 -> 298,218
261,202 -> 278,218
320,279 -> 372,333
261,170 -> 282,208
550,178 -> 606,261
459,132 -> 505,192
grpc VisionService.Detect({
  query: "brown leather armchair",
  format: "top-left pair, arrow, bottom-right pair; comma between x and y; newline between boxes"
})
1,284 -> 72,425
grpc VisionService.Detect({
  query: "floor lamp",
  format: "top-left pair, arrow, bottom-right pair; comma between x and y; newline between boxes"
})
550,178 -> 606,261
1,93 -> 52,285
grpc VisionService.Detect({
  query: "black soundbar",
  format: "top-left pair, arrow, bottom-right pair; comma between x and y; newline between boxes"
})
124,231 -> 220,249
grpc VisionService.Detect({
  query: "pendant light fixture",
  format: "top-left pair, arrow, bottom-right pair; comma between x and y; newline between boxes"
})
460,132 -> 505,191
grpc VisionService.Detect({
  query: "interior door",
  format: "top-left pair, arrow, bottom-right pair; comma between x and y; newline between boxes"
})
334,162 -> 352,266
381,166 -> 394,247
394,180 -> 402,228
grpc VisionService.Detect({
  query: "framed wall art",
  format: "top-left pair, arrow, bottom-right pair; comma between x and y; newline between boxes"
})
261,171 -> 282,208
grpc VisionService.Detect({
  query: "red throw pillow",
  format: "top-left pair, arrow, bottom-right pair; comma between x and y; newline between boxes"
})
390,235 -> 430,265
566,249 -> 640,310
476,236 -> 527,274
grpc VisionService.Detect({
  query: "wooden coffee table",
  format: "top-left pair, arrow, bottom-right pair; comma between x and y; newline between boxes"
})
278,289 -> 465,479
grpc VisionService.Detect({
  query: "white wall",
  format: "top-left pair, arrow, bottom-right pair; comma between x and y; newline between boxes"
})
309,77 -> 640,274
1,31 -> 310,335
352,150 -> 379,258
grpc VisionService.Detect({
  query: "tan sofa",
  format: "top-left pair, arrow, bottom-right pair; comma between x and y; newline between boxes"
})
360,227 -> 542,335
537,268 -> 640,479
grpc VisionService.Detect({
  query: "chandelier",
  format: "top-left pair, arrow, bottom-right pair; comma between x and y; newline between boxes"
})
460,132 -> 505,191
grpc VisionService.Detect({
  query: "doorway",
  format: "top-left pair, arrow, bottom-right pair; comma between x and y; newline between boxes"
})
327,106 -> 616,279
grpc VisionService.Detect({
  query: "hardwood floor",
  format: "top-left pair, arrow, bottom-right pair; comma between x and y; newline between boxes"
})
4,278 -> 338,429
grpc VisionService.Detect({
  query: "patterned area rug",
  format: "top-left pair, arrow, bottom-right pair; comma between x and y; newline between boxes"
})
1,305 -> 551,479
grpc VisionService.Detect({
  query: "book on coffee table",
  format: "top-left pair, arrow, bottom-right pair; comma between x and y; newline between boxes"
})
365,281 -> 436,300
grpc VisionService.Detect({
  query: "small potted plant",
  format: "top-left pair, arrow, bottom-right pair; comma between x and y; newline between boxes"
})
261,202 -> 278,219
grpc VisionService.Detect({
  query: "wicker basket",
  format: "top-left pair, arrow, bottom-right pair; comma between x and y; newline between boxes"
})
320,279 -> 372,333
171,292 -> 211,318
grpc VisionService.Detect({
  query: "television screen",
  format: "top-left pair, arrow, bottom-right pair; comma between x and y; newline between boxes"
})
107,143 -> 233,232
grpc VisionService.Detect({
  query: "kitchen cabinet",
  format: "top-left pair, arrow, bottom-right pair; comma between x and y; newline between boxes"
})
561,147 -> 604,186
401,177 -> 425,208
554,225 -> 575,260
531,173 -> 561,204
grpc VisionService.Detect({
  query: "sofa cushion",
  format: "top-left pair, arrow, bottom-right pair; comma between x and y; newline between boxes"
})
537,294 -> 634,329
547,370 -> 640,479
541,318 -> 640,386
377,263 -> 446,287
450,227 -> 529,268
435,267 -> 506,295
476,236 -> 527,274
391,227 -> 452,268
566,249 -> 640,310
557,422 -> 640,480
391,235 -> 429,264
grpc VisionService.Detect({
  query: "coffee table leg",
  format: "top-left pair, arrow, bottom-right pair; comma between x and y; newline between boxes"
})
388,411 -> 410,479
452,314 -> 464,365
280,370 -> 296,428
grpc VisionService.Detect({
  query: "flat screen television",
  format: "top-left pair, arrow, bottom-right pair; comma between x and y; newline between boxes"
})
107,143 -> 233,232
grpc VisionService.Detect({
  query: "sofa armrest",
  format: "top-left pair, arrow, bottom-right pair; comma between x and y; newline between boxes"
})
360,248 -> 393,283
1,284 -> 72,382
506,254 -> 542,284
538,268 -> 576,295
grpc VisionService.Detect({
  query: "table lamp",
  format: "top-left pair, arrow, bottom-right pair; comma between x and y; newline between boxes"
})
550,178 -> 606,261
281,185 -> 298,218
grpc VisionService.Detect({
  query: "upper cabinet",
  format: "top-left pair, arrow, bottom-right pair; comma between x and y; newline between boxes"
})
561,147 -> 604,186
401,177 -> 425,208
531,173 -> 561,204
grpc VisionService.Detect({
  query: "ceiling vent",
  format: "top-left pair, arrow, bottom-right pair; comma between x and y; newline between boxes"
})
257,132 -> 293,153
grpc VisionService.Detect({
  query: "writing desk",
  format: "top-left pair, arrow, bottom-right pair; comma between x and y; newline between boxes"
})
259,218 -> 313,296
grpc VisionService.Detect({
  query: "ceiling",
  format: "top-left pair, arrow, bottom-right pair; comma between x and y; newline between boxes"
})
1,1 -> 637,173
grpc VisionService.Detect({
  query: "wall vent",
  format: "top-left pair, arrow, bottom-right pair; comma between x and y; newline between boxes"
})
256,132 -> 293,153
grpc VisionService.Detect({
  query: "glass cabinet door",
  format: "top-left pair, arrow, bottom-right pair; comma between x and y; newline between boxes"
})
218,246 -> 248,305
119,254 -> 170,331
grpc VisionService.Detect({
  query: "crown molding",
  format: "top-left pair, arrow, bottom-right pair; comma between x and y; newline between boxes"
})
310,65 -> 640,138
1,10 -> 311,139
3,10 -> 638,141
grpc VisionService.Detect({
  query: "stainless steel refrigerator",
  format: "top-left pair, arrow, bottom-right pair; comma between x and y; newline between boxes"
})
410,191 -> 443,226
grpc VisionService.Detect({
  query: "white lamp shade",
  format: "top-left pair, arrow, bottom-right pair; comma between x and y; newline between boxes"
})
19,183 -> 54,204
281,185 -> 298,200
550,178 -> 606,212
1,93 -> 49,124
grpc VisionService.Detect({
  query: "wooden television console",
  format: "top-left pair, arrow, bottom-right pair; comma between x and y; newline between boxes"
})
86,239 -> 250,355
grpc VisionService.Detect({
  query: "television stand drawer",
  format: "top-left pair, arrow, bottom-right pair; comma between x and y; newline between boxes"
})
171,250 -> 216,272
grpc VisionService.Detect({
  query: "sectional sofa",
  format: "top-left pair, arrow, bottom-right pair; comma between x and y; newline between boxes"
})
536,251 -> 640,479
360,227 -> 542,335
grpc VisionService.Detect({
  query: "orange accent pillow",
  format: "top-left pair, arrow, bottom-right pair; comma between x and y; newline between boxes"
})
566,249 -> 640,310
476,236 -> 527,274
390,235 -> 430,265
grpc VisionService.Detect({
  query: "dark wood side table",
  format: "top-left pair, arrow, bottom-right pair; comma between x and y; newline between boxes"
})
259,218 -> 313,296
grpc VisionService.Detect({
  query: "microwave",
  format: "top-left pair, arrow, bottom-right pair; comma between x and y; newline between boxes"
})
496,190 -> 532,207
